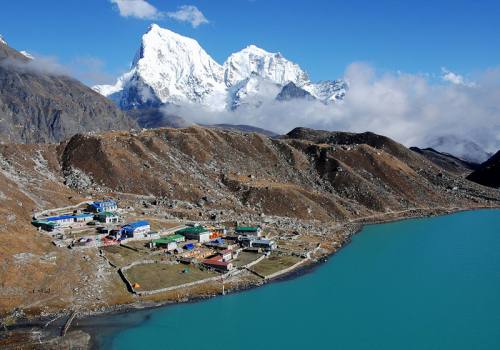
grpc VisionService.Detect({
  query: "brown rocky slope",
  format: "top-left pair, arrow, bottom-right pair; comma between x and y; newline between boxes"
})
60,126 -> 498,220
0,126 -> 499,320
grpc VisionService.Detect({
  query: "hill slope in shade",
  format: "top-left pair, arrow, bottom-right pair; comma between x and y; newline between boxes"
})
410,147 -> 478,176
0,40 -> 137,144
467,151 -> 500,188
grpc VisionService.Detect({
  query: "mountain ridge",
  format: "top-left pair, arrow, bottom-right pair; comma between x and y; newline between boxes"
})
0,39 -> 137,144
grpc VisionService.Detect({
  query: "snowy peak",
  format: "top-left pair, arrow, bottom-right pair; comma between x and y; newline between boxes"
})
96,23 -> 226,110
19,50 -> 34,60
223,44 -> 309,87
133,23 -> 225,106
0,34 -> 6,45
93,24 -> 346,111
303,80 -> 348,102
276,82 -> 315,101
228,74 -> 281,110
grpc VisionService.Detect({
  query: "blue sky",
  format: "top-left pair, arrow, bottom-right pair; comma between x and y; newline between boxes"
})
1,0 -> 499,84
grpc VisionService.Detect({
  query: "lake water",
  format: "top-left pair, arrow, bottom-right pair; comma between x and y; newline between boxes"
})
93,209 -> 500,350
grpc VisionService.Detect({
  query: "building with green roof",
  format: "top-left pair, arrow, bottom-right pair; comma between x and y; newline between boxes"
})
152,234 -> 185,250
96,211 -> 119,224
235,226 -> 262,237
32,220 -> 58,232
176,226 -> 211,242
152,234 -> 185,245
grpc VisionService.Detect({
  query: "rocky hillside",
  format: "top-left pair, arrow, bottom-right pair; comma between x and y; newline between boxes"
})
467,151 -> 500,188
0,40 -> 137,144
0,126 -> 498,318
59,126 -> 498,221
410,147 -> 478,176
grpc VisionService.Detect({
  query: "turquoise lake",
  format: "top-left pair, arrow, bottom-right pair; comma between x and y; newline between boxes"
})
92,209 -> 500,349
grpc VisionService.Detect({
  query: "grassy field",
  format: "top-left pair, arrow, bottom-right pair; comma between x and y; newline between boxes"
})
232,251 -> 263,268
124,263 -> 219,291
122,241 -> 151,252
102,245 -> 146,267
251,254 -> 303,277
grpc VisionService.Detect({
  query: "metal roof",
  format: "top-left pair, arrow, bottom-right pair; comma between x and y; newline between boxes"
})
176,226 -> 209,235
91,200 -> 117,208
122,220 -> 150,229
235,226 -> 260,232
153,235 -> 184,244
97,211 -> 117,217
203,258 -> 230,267
32,220 -> 57,226
46,215 -> 74,221
73,213 -> 94,218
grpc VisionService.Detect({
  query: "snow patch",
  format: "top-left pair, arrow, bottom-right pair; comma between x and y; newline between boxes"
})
20,50 -> 34,60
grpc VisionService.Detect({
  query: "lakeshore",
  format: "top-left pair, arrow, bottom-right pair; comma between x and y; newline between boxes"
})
91,208 -> 500,350
2,206 -> 499,349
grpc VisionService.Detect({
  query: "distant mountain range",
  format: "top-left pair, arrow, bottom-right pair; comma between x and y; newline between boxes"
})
93,24 -> 347,112
0,28 -> 495,166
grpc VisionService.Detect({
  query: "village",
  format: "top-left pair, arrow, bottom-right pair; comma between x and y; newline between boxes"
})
30,199 -> 325,296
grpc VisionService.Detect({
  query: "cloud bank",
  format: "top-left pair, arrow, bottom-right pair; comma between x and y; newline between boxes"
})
163,63 -> 500,156
0,55 -> 70,76
0,53 -> 116,86
110,0 -> 209,27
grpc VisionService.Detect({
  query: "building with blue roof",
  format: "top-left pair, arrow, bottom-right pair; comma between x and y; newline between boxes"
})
121,220 -> 150,238
45,215 -> 75,226
88,200 -> 118,213
43,213 -> 95,227
73,213 -> 94,223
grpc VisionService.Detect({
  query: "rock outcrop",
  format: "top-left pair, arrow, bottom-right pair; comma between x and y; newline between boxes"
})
467,151 -> 500,188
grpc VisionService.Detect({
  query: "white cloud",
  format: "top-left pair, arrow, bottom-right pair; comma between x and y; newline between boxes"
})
0,53 -> 117,86
111,0 -> 160,20
110,1 -> 209,27
70,56 -> 117,85
164,62 -> 500,156
441,67 -> 476,87
166,5 -> 209,28
1,55 -> 70,76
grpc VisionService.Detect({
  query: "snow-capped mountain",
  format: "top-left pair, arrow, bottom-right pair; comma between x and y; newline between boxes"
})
303,80 -> 347,102
228,74 -> 282,110
94,24 -> 347,111
223,45 -> 309,88
276,82 -> 315,101
94,24 -> 226,110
